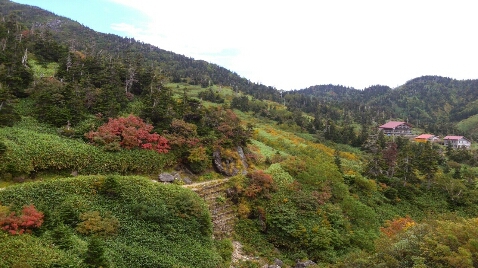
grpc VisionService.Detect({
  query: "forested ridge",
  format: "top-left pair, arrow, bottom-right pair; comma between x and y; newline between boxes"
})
291,76 -> 478,140
2,1 -> 478,267
0,0 -> 281,101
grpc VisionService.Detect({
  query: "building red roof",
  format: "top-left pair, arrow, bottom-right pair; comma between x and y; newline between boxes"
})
415,134 -> 434,139
443,136 -> 464,140
379,121 -> 411,129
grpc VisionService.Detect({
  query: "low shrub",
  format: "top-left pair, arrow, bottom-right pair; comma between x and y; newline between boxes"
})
0,125 -> 176,176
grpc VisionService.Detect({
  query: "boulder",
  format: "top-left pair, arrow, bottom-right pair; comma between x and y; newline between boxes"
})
158,173 -> 175,183
274,258 -> 284,267
213,150 -> 238,176
294,260 -> 316,268
212,146 -> 248,176
182,177 -> 192,185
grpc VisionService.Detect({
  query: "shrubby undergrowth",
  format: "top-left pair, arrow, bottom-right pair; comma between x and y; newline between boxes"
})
0,175 -> 223,267
0,120 -> 175,177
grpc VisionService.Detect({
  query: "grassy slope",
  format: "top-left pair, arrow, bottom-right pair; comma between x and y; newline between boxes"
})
0,119 -> 174,178
0,175 -> 223,267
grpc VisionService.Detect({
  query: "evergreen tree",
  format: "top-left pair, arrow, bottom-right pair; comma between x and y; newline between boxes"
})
84,236 -> 108,268
0,83 -> 20,126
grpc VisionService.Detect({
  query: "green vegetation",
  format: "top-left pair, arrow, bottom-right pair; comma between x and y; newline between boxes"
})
2,1 -> 478,267
0,175 -> 222,267
0,120 -> 174,176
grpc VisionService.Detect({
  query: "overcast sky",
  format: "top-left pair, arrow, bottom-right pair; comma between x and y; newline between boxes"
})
12,0 -> 478,90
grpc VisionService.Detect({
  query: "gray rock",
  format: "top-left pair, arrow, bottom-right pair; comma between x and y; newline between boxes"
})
158,173 -> 175,183
212,146 -> 249,177
294,260 -> 316,268
182,177 -> 192,185
237,146 -> 248,175
274,258 -> 284,267
213,150 -> 238,176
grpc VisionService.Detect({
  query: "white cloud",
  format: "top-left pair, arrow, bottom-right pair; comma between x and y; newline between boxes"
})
107,0 -> 478,90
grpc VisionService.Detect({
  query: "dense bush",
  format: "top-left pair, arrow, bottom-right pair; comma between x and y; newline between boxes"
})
0,204 -> 44,235
86,114 -> 170,153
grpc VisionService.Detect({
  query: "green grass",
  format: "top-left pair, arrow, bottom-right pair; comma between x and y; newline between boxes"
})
28,59 -> 59,79
0,119 -> 175,177
456,114 -> 478,133
167,83 -> 237,105
250,139 -> 287,158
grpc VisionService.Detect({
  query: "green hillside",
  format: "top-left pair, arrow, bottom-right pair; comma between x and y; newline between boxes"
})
0,176 -> 223,267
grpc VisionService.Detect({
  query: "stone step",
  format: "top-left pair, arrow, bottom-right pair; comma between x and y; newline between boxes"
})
209,203 -> 234,210
184,179 -> 236,239
212,211 -> 236,221
190,181 -> 228,192
213,214 -> 236,223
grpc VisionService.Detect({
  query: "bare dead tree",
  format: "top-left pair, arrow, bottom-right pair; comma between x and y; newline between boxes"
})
21,48 -> 28,67
125,66 -> 137,93
66,53 -> 72,72
1,38 -> 6,51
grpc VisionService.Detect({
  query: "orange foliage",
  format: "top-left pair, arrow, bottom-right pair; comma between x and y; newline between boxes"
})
163,119 -> 200,148
380,215 -> 416,237
73,50 -> 86,60
340,151 -> 358,161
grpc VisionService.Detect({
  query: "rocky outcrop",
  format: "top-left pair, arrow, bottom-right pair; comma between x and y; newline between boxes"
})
237,146 -> 248,175
213,146 -> 248,176
213,150 -> 234,176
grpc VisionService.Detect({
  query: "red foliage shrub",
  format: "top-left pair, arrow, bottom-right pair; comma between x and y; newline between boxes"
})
163,119 -> 200,148
204,107 -> 251,147
0,205 -> 44,235
86,115 -> 170,153
244,170 -> 276,199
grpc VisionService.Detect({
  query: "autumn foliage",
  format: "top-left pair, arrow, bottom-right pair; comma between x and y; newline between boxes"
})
86,115 -> 170,153
244,170 -> 276,199
0,204 -> 44,235
76,211 -> 119,236
380,215 -> 415,237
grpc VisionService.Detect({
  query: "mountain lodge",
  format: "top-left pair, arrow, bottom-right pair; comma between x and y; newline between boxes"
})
443,136 -> 471,149
414,134 -> 439,143
378,121 -> 413,136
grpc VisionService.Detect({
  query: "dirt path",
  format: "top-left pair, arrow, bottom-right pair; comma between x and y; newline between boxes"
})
230,240 -> 258,267
182,178 -> 229,189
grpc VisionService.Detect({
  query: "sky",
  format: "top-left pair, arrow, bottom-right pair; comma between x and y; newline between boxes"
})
11,0 -> 478,90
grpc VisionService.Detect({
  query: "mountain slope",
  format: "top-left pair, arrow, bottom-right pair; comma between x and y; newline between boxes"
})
294,76 -> 478,138
0,0 -> 280,101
